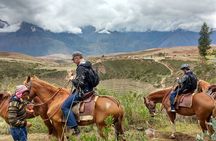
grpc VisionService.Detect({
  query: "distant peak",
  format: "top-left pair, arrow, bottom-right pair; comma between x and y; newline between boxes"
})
0,19 -> 9,28
81,25 -> 96,33
18,21 -> 44,32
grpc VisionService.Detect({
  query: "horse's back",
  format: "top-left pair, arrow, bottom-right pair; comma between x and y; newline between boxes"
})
94,95 -> 124,122
193,92 -> 215,109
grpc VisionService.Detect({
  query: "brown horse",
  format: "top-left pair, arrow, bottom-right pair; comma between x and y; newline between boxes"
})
143,80 -> 211,117
144,86 -> 216,138
143,87 -> 172,117
197,80 -> 211,93
24,76 -> 125,141
0,92 -> 56,135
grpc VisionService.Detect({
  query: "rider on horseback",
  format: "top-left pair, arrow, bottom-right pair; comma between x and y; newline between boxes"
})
170,64 -> 197,112
61,52 -> 99,135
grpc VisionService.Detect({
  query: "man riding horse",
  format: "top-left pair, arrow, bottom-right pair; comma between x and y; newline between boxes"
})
61,52 -> 99,135
170,64 -> 197,112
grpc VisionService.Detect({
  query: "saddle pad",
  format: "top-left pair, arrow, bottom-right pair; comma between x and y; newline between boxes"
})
177,93 -> 194,108
72,95 -> 98,122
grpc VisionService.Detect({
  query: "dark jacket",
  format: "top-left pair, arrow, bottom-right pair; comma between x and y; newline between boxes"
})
8,96 -> 27,127
178,70 -> 197,91
72,60 -> 93,93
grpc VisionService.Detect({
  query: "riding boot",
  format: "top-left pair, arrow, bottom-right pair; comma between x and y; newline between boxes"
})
170,104 -> 176,112
73,126 -> 80,135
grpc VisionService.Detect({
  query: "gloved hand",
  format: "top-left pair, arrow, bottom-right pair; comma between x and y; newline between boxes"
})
69,75 -> 75,81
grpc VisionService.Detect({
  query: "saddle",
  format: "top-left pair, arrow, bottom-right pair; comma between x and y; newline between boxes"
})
206,85 -> 216,99
175,90 -> 195,109
71,91 -> 98,122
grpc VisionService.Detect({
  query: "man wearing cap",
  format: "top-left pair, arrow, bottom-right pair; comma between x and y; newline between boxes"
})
169,64 -> 198,112
8,85 -> 32,141
61,52 -> 95,135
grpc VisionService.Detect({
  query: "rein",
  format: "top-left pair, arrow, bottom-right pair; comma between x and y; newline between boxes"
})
29,88 -> 63,107
27,80 -> 70,107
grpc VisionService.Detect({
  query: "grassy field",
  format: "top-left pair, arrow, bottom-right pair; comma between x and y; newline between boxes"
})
94,59 -> 170,86
0,50 -> 216,141
161,59 -> 216,86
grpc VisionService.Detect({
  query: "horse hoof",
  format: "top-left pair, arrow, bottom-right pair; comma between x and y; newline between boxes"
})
169,134 -> 175,139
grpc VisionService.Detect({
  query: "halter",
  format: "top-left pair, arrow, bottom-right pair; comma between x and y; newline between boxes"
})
25,79 -> 65,107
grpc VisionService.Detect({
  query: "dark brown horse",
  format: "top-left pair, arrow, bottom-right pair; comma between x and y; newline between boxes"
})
144,86 -> 216,138
0,92 -> 55,136
24,76 -> 125,141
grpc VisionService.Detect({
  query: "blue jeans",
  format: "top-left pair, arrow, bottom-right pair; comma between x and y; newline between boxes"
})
170,88 -> 184,110
61,91 -> 81,128
10,127 -> 27,141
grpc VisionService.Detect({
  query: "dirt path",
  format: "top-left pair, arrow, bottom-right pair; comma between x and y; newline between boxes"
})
0,133 -> 49,141
151,131 -> 196,141
154,58 -> 174,87
0,131 -> 197,141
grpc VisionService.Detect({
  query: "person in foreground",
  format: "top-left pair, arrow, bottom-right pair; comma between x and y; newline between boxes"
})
61,52 -> 99,135
8,85 -> 32,141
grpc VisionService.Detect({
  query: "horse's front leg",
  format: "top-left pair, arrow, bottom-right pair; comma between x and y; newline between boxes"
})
167,112 -> 176,139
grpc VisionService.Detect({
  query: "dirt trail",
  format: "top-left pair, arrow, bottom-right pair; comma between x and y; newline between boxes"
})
0,131 -> 197,141
0,133 -> 49,141
154,58 -> 174,88
151,131 -> 196,141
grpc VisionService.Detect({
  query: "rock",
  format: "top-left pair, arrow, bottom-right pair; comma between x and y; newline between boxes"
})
145,128 -> 155,138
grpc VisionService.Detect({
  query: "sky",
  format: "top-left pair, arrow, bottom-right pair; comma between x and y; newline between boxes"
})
0,0 -> 216,33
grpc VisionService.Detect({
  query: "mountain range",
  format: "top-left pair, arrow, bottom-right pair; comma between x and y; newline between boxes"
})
0,21 -> 215,56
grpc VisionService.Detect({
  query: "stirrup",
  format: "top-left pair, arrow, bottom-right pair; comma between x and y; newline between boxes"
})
170,109 -> 176,112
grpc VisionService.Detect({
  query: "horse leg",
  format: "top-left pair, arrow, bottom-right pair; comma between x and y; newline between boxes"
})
199,119 -> 208,133
40,115 -> 57,137
206,115 -> 214,135
52,121 -> 65,141
114,113 -> 126,141
96,122 -> 107,140
167,112 -> 176,139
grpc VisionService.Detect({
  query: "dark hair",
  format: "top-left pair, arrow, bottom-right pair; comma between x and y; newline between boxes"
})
72,52 -> 83,60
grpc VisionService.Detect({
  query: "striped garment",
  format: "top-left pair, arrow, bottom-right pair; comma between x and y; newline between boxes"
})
8,96 -> 27,127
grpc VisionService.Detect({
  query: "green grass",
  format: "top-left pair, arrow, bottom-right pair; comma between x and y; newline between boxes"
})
94,59 -> 170,85
1,57 -> 216,140
161,59 -> 216,85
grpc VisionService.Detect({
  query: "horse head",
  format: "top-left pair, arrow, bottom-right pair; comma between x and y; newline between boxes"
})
0,92 -> 10,100
143,97 -> 156,117
23,75 -> 38,101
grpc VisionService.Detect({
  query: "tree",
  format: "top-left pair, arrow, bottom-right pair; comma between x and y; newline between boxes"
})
198,22 -> 212,58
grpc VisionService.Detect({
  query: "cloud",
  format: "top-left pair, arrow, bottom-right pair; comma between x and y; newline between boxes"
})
0,0 -> 216,33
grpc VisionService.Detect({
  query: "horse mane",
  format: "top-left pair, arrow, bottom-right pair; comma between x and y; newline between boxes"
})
148,87 -> 172,97
31,76 -> 70,94
0,92 -> 11,100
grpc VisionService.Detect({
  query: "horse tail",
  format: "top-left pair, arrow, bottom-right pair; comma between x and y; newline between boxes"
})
114,102 -> 125,140
212,102 -> 216,119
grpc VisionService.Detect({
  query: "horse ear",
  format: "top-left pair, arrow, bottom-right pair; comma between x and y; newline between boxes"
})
143,97 -> 147,103
0,93 -> 3,99
32,75 -> 38,79
26,76 -> 31,83
0,93 -> 8,99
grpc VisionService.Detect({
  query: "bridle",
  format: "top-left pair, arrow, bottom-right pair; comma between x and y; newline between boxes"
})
145,97 -> 156,114
25,79 -> 67,107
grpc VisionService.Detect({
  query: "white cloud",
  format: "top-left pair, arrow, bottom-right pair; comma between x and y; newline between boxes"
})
0,0 -> 215,33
